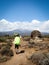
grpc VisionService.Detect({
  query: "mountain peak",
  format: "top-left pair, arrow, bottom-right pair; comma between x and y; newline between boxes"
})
1,19 -> 7,22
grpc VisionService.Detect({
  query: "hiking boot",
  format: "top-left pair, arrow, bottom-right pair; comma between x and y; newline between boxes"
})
16,50 -> 20,54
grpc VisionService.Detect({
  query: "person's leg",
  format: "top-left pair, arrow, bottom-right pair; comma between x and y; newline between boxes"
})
15,44 -> 20,53
15,44 -> 18,53
16,45 -> 20,52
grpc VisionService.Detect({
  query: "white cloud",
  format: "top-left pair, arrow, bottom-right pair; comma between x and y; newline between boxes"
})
0,19 -> 49,32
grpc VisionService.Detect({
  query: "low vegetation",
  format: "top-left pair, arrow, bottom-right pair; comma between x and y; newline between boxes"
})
0,35 -> 14,62
43,35 -> 49,38
0,30 -> 49,64
28,51 -> 49,65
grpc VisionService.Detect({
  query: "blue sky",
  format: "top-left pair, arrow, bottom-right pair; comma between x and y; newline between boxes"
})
0,0 -> 49,32
0,0 -> 49,21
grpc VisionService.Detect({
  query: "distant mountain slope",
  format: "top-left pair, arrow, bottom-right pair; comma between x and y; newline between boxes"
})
0,30 -> 49,36
0,29 -> 31,36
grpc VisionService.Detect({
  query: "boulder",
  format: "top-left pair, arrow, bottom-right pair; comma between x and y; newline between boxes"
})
31,30 -> 42,39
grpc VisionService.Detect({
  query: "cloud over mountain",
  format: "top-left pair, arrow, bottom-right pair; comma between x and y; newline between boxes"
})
0,19 -> 49,32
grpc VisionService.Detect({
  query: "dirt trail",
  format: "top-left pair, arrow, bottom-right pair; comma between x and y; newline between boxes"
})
0,39 -> 36,65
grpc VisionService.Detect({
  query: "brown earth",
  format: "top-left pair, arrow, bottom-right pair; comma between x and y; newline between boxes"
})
0,38 -> 49,65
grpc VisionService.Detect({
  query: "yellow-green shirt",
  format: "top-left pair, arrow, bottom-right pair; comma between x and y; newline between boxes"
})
13,37 -> 20,45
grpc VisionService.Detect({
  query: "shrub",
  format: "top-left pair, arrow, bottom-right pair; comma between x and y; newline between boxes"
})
2,44 -> 11,49
0,45 -> 2,49
7,49 -> 14,57
7,41 -> 12,47
0,38 -> 6,42
39,58 -> 49,65
43,35 -> 49,38
0,56 -> 7,63
28,52 -> 49,65
1,47 -> 10,55
23,36 -> 30,41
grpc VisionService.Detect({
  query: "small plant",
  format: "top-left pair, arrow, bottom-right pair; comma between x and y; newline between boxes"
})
23,36 -> 30,41
7,41 -> 12,47
7,49 -> 14,57
0,37 -> 6,42
1,47 -> 10,55
28,52 -> 49,65
0,56 -> 7,63
1,46 -> 14,56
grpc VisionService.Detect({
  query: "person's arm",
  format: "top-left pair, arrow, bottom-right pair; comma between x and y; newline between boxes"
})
12,39 -> 14,44
12,37 -> 16,44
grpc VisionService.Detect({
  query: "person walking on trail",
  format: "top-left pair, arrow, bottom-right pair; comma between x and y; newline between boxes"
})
13,34 -> 21,53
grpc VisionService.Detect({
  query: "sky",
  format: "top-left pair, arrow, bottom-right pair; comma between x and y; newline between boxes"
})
0,0 -> 49,32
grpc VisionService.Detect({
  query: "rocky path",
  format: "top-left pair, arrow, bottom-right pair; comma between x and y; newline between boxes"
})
0,39 -> 35,65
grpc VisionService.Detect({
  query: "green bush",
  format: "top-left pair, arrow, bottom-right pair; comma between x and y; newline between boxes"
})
0,45 -> 2,49
7,36 -> 14,39
43,35 -> 49,38
1,46 -> 14,56
1,44 -> 11,49
7,49 -> 14,57
2,44 -> 7,47
23,36 -> 30,41
7,40 -> 13,47
28,52 -> 49,65
1,47 -> 10,55
0,38 -> 6,42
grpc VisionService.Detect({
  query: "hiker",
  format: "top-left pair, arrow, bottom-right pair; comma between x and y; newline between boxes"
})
13,34 -> 21,53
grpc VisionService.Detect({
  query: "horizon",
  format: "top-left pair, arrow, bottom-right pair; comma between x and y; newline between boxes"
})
0,0 -> 49,32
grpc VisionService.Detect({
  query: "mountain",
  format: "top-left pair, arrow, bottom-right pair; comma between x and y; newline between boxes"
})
0,29 -> 31,36
0,29 -> 49,36
41,32 -> 49,35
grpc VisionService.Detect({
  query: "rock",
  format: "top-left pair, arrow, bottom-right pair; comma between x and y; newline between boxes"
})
29,39 -> 35,44
31,30 -> 42,39
29,39 -> 48,50
38,43 -> 48,50
28,39 -> 35,48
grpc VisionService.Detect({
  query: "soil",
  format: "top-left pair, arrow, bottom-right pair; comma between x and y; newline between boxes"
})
0,38 -> 49,65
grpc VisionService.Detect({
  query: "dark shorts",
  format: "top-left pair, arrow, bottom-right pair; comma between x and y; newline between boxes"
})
15,44 -> 20,49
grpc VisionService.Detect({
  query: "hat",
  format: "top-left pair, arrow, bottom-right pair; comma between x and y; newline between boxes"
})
14,33 -> 20,36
